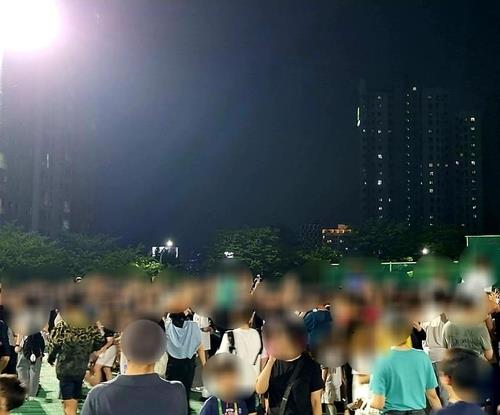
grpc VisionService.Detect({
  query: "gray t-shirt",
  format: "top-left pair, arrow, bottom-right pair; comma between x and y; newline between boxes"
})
81,373 -> 187,415
442,321 -> 492,357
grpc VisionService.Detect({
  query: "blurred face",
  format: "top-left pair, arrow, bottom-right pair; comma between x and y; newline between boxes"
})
265,329 -> 299,360
215,371 -> 239,401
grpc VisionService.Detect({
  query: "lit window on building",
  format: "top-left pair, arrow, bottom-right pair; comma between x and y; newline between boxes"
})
62,219 -> 70,230
378,206 -> 383,211
46,153 -> 50,169
429,188 -> 434,193
377,180 -> 382,186
471,160 -> 476,165
470,117 -> 475,122
412,86 -> 417,91
377,154 -> 383,159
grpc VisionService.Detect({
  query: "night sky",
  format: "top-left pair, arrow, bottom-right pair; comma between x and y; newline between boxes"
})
25,1 -> 500,250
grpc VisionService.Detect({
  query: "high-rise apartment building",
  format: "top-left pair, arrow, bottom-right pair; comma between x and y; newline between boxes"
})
0,4 -> 100,237
358,80 -> 483,233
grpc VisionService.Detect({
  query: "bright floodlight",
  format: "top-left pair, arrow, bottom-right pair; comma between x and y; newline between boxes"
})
166,239 -> 174,248
0,0 -> 60,51
421,247 -> 430,255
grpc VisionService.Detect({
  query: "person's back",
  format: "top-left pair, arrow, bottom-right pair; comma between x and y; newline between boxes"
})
82,373 -> 186,415
442,321 -> 492,359
83,319 -> 188,415
371,348 -> 438,413
218,328 -> 261,369
303,308 -> 332,349
48,321 -> 103,379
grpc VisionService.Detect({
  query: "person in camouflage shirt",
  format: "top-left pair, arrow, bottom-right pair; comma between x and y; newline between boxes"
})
48,321 -> 103,415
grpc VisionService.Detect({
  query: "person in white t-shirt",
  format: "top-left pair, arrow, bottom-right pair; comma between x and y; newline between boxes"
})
217,308 -> 262,415
421,313 -> 449,404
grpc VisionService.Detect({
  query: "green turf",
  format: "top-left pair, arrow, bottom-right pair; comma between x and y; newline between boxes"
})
13,362 -> 203,414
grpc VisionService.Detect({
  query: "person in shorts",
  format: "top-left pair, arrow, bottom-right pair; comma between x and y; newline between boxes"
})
48,303 -> 103,415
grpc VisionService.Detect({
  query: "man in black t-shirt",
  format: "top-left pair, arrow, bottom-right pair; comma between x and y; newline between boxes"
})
256,317 -> 323,415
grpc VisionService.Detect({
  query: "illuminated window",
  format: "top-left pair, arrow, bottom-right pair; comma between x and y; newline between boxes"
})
377,154 -> 383,159
377,180 -> 382,186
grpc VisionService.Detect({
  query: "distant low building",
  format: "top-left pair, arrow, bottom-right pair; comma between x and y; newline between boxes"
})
322,224 -> 352,252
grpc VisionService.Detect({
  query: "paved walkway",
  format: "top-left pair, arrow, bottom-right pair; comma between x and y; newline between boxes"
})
12,362 -> 203,414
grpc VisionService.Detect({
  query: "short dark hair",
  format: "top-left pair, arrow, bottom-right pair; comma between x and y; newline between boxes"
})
121,320 -> 166,364
0,375 -> 26,411
440,348 -> 492,393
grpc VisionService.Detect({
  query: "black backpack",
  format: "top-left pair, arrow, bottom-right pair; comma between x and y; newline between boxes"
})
22,333 -> 45,361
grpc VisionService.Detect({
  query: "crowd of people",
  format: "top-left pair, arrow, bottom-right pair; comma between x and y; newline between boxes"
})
0,257 -> 497,415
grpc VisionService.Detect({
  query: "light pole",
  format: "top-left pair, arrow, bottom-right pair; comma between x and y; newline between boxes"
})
159,239 -> 174,265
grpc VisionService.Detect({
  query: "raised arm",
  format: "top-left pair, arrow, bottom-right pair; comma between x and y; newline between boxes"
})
255,356 -> 276,395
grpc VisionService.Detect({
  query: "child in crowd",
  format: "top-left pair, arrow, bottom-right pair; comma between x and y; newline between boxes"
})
200,357 -> 248,415
0,375 -> 26,414
438,348 -> 493,415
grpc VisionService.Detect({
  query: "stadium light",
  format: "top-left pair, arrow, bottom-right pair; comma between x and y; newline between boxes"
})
0,0 -> 61,52
421,247 -> 430,255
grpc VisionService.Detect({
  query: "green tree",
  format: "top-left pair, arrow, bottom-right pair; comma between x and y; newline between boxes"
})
417,225 -> 465,260
0,224 -> 66,281
207,227 -> 283,276
346,221 -> 466,260
296,244 -> 340,265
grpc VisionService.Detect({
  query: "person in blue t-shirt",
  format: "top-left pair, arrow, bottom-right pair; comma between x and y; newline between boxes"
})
370,337 -> 442,414
437,348 -> 493,415
200,356 -> 248,415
